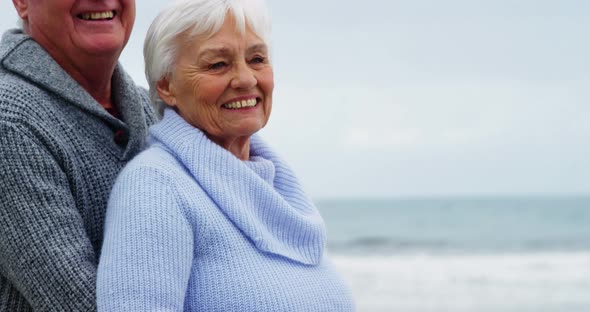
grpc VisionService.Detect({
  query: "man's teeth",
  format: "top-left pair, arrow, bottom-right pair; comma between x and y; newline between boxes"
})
79,11 -> 115,20
223,99 -> 257,109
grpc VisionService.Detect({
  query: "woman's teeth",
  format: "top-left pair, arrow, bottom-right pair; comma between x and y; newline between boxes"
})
223,98 -> 257,109
79,11 -> 115,20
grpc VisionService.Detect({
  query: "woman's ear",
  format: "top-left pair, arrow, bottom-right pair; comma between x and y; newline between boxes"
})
156,77 -> 177,107
12,0 -> 29,19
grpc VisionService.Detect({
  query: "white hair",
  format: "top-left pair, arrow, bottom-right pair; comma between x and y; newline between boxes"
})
144,0 -> 272,116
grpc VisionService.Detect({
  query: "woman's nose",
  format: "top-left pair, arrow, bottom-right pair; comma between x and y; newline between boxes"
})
230,62 -> 257,89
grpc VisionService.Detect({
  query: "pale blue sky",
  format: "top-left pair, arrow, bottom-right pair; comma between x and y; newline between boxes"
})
1,1 -> 588,198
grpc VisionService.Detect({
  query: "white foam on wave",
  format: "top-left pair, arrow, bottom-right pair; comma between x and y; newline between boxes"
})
331,251 -> 590,312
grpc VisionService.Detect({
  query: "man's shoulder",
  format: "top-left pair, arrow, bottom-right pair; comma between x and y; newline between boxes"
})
134,86 -> 158,124
0,68 -> 52,122
0,67 -> 42,98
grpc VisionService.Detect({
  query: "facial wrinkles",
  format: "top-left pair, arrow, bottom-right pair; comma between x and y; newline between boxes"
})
195,77 -> 225,134
177,65 -> 225,134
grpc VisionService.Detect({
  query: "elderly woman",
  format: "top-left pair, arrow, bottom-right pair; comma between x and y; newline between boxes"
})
0,0 -> 156,311
96,0 -> 354,311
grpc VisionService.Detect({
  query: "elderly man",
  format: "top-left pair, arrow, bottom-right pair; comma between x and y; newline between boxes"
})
0,0 -> 156,311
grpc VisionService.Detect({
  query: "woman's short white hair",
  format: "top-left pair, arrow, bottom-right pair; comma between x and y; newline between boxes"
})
144,0 -> 272,116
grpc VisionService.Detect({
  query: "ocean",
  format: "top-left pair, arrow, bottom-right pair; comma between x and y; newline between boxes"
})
316,197 -> 590,312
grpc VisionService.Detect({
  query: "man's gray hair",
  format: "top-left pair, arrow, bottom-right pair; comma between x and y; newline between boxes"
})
143,0 -> 272,117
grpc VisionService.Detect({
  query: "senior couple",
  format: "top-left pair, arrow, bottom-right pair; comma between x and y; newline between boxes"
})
0,0 -> 353,311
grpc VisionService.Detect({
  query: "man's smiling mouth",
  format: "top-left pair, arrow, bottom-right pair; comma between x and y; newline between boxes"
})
77,11 -> 116,21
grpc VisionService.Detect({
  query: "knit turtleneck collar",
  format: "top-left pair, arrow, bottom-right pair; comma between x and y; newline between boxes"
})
149,108 -> 326,265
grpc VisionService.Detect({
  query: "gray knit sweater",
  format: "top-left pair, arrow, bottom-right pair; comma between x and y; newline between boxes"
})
0,29 -> 157,311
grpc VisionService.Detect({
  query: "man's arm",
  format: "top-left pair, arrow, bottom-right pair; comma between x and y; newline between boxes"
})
0,123 -> 97,311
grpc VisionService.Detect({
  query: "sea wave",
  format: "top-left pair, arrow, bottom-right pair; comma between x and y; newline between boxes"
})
331,251 -> 590,312
327,235 -> 590,255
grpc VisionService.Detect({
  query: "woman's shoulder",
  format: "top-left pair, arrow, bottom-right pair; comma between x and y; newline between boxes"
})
109,144 -> 190,214
119,143 -> 185,181
109,142 -> 212,228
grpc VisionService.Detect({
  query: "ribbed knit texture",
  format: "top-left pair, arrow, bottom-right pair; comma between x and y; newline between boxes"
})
0,29 -> 157,312
97,109 -> 355,311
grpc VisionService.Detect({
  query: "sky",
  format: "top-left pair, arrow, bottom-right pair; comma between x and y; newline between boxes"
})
1,1 -> 589,199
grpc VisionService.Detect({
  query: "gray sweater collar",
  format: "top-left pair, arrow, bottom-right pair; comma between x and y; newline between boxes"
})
1,29 -> 113,121
0,29 -> 150,159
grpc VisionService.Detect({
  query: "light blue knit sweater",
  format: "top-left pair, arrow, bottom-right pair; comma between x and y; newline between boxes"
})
97,109 -> 355,311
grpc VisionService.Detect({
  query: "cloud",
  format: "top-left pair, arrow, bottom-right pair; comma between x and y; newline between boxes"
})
344,126 -> 421,148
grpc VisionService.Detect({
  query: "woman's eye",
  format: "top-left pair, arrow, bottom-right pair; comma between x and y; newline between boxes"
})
209,62 -> 227,70
249,56 -> 266,64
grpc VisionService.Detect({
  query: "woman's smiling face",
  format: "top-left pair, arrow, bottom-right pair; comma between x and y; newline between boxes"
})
158,15 -> 274,149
